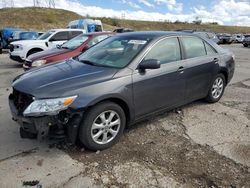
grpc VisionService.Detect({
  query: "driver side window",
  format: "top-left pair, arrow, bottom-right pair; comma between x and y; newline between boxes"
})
144,37 -> 181,64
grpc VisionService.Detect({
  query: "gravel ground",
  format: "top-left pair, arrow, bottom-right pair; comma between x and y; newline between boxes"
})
0,44 -> 249,188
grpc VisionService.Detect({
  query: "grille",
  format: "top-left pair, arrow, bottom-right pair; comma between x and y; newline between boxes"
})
9,44 -> 14,52
12,89 -> 34,114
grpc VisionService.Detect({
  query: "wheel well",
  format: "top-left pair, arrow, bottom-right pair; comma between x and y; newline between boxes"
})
93,98 -> 131,126
27,48 -> 43,57
219,70 -> 228,85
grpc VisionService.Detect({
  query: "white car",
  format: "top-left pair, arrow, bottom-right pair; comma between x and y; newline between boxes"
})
9,29 -> 85,62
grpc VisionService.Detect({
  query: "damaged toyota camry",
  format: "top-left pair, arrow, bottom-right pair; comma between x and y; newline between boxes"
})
9,31 -> 235,151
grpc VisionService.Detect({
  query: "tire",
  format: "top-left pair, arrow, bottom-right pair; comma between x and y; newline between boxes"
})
243,43 -> 248,47
79,102 -> 126,151
206,74 -> 226,103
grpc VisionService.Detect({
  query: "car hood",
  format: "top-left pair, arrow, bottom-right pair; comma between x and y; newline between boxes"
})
28,48 -> 70,61
13,59 -> 119,98
11,39 -> 45,45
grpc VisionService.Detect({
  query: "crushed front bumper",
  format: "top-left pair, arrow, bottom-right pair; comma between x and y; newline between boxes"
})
9,55 -> 24,62
9,96 -> 57,139
9,94 -> 83,143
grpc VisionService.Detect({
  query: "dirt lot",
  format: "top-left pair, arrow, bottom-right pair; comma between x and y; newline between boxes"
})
0,44 -> 249,188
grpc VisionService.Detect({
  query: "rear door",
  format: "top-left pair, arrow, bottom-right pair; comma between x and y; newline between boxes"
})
69,31 -> 83,40
48,31 -> 69,48
132,37 -> 186,118
180,36 -> 220,101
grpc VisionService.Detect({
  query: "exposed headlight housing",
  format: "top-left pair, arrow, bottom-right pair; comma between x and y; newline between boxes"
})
32,60 -> 47,67
23,96 -> 77,117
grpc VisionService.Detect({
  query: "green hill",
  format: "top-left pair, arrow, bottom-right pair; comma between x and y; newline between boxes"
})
0,7 -> 250,34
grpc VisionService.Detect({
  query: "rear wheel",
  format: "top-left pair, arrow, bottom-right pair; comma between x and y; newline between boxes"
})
79,102 -> 126,151
206,74 -> 225,103
243,43 -> 248,47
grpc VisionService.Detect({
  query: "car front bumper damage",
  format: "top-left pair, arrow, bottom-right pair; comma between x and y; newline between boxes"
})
9,94 -> 83,143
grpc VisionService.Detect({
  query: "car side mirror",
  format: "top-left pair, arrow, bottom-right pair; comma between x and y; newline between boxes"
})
56,44 -> 61,49
82,45 -> 89,52
138,59 -> 161,70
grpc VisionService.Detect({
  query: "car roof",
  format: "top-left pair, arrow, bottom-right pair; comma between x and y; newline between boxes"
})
49,29 -> 85,32
115,31 -> 199,39
83,32 -> 115,36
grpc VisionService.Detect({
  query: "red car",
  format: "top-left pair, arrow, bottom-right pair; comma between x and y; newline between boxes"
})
23,32 -> 114,70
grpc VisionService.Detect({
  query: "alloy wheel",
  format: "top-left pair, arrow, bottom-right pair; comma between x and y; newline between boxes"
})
211,77 -> 224,99
91,110 -> 121,145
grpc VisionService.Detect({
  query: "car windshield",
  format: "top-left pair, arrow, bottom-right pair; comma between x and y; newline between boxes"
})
37,31 -> 55,40
77,36 -> 150,68
61,34 -> 89,50
20,32 -> 38,40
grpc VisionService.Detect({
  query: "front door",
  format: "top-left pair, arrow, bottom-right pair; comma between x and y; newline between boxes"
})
132,37 -> 186,118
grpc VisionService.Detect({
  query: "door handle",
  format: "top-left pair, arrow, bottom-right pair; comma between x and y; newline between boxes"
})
178,66 -> 185,73
213,58 -> 219,64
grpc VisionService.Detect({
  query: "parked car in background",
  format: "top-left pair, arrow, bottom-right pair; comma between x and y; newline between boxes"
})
0,28 -> 22,49
113,28 -> 134,33
8,31 -> 39,44
9,29 -> 85,62
233,33 -> 245,43
242,34 -> 250,47
176,30 -> 220,44
9,31 -> 235,151
23,32 -> 115,70
38,32 -> 44,36
217,33 -> 233,44
67,19 -> 103,33
194,31 -> 220,44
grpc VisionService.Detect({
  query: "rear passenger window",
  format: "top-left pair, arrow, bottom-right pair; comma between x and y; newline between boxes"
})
182,37 -> 206,59
69,31 -> 83,39
50,32 -> 69,41
144,37 -> 181,64
204,42 -> 217,55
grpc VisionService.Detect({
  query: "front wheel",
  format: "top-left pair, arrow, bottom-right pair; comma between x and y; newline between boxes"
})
206,74 -> 226,103
79,102 -> 126,151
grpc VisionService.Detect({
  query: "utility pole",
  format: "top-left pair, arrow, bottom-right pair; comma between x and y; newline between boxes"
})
48,0 -> 55,8
33,0 -> 40,7
10,0 -> 14,7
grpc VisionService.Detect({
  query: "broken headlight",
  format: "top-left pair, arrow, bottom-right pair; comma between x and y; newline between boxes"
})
23,96 -> 77,117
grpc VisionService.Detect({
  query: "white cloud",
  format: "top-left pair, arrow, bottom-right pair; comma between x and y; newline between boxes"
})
1,0 -> 250,26
192,0 -> 250,26
154,0 -> 183,13
121,0 -> 141,9
138,0 -> 155,8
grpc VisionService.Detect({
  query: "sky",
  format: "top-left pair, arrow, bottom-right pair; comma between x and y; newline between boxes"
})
1,0 -> 250,26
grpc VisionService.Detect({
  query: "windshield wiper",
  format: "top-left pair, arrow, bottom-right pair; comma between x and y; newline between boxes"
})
79,60 -> 96,66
